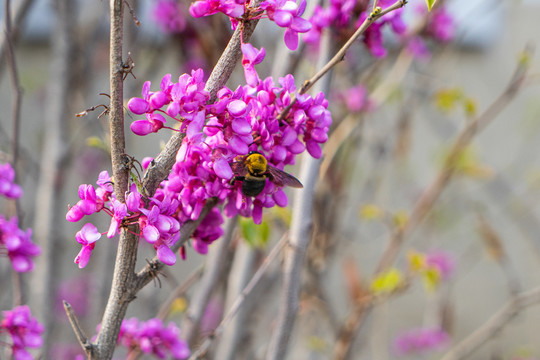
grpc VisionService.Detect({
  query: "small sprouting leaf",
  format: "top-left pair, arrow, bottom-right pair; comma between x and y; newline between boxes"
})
434,88 -> 463,113
359,204 -> 383,220
393,210 -> 409,230
464,97 -> 477,117
425,0 -> 438,11
239,217 -> 271,248
86,136 -> 109,152
407,250 -> 426,272
170,297 -> 187,315
422,267 -> 441,291
371,268 -> 403,295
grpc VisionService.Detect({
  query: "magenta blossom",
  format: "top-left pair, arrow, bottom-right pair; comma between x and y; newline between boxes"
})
70,67 -> 332,265
74,223 -> 102,269
393,327 -> 450,356
241,43 -> 266,87
118,318 -> 190,359
152,0 -> 187,34
0,162 -> 23,199
426,250 -> 456,281
261,0 -> 311,50
0,215 -> 41,273
1,305 -> 44,360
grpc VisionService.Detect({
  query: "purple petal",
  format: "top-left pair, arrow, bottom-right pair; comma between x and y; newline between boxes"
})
213,158 -> 233,180
306,140 -> 322,158
149,91 -> 168,109
273,189 -> 288,207
291,17 -> 311,33
131,120 -> 155,136
156,244 -> 176,265
66,206 -> 84,222
107,219 -> 120,238
229,135 -> 249,155
127,98 -> 149,115
283,28 -> 299,51
75,246 -> 93,269
143,225 -> 160,243
227,100 -> 248,117
231,117 -> 252,135
274,11 -> 293,27
78,223 -> 102,244
241,43 -> 258,62
11,255 -> 33,272
252,203 -> 263,224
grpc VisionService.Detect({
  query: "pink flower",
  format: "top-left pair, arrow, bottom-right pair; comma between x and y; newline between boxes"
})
426,250 -> 456,281
74,223 -> 102,268
393,327 -> 450,356
262,0 -> 311,50
0,162 -> 23,199
1,305 -> 44,360
152,0 -> 187,34
241,43 -> 266,86
0,215 -> 41,273
118,318 -> 190,359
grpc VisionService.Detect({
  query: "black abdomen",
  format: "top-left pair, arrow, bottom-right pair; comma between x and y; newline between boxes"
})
242,176 -> 267,196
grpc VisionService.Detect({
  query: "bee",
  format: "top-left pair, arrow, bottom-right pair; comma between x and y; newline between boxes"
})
231,151 -> 303,196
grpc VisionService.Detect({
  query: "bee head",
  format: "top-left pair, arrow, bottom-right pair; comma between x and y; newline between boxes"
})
245,152 -> 267,175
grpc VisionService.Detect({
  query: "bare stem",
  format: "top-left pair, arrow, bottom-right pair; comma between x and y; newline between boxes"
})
440,287 -> 540,360
182,217 -> 237,347
265,26 -> 334,360
189,233 -> 289,360
278,0 -> 407,121
64,301 -> 94,356
375,49 -> 531,274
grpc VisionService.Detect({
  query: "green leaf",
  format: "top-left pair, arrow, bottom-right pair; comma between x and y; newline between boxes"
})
425,0 -> 437,11
239,217 -> 271,248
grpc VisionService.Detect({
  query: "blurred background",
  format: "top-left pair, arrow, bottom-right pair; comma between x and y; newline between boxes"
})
2,0 -> 540,359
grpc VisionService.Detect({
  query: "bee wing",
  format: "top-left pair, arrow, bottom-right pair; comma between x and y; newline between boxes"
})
267,166 -> 303,188
231,160 -> 248,177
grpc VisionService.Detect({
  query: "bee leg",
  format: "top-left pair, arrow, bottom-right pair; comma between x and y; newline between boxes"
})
230,176 -> 245,186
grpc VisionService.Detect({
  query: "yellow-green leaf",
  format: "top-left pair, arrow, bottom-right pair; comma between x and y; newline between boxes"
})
371,268 -> 403,295
239,217 -> 271,248
359,204 -> 383,220
407,250 -> 426,272
422,268 -> 441,291
434,88 -> 463,113
425,0 -> 437,11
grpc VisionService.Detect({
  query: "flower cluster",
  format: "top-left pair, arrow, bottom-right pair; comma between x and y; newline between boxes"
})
0,163 -> 41,272
118,318 -> 190,359
406,5 -> 456,59
304,0 -> 406,57
0,162 -> 23,199
393,327 -> 450,356
66,67 -> 331,267
408,249 -> 456,291
128,70 -> 209,136
1,305 -> 44,360
152,0 -> 187,34
66,171 -> 186,267
0,215 -> 40,273
189,0 -> 311,50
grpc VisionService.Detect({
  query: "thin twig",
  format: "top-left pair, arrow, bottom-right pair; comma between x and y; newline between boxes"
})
440,286 -> 540,360
64,301 -> 94,355
265,25 -> 335,360
0,0 -> 34,81
375,47 -> 532,274
4,0 -> 23,307
189,233 -> 289,359
134,198 -> 218,290
182,216 -> 237,346
277,0 -> 407,121
156,264 -> 204,320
